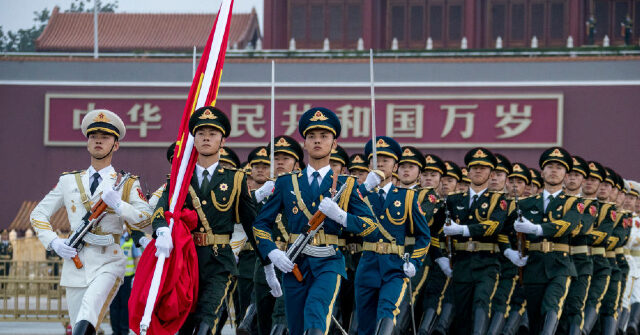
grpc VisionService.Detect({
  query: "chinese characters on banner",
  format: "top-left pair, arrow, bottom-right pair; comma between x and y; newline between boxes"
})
46,93 -> 562,148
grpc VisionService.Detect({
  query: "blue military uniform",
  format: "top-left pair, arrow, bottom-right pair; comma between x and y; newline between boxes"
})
354,137 -> 431,335
252,107 -> 378,335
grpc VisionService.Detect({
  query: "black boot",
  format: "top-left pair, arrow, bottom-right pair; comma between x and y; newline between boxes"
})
237,303 -> 257,335
393,299 -> 411,335
517,311 -> 529,335
486,312 -> 506,335
501,312 -> 522,335
472,307 -> 489,335
628,303 -> 640,335
196,321 -> 212,335
432,303 -> 454,335
583,306 -> 598,334
568,322 -> 581,335
303,329 -> 323,335
270,323 -> 287,335
539,311 -> 559,335
418,308 -> 438,335
619,307 -> 630,334
602,316 -> 618,335
72,320 -> 96,335
348,310 -> 358,335
375,318 -> 395,335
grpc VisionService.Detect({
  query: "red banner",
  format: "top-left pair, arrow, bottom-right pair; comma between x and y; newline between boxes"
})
45,92 -> 562,148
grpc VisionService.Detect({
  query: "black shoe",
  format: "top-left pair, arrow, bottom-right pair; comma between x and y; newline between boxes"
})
432,303 -> 454,335
602,316 -> 617,335
393,299 -> 411,335
418,308 -> 438,335
583,306 -> 598,334
303,329 -> 323,335
628,303 -> 640,335
516,311 -> 529,335
501,312 -> 522,335
486,312 -> 506,335
196,321 -> 212,335
539,311 -> 559,335
619,307 -> 631,334
237,303 -> 257,335
375,318 -> 395,335
270,324 -> 287,335
72,320 -> 96,335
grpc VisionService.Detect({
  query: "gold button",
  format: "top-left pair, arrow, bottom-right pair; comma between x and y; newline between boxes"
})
397,212 -> 401,215
223,197 -> 226,201
469,216 -> 473,219
113,250 -> 118,255
543,218 -> 548,222
379,239 -> 384,242
312,202 -> 316,207
380,215 -> 385,219
202,200 -> 207,205
200,227 -> 205,232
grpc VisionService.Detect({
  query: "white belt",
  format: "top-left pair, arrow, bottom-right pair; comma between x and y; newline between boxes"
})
83,232 -> 115,246
302,245 -> 336,258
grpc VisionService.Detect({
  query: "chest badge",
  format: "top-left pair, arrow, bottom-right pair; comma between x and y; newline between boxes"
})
394,200 -> 402,207
71,204 -> 76,213
481,202 -> 488,209
456,206 -> 465,210
557,205 -> 563,212
589,206 -> 597,216
531,210 -> 539,214
500,200 -> 507,211
577,203 -> 585,214
220,183 -> 228,191
292,206 -> 299,214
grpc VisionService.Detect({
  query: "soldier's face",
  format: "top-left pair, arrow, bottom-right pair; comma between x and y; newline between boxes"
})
87,132 -> 119,158
609,188 -> 619,203
469,166 -> 491,186
596,182 -> 613,201
542,162 -> 567,186
564,171 -> 585,192
370,155 -> 397,180
489,170 -> 507,192
583,177 -> 601,196
524,184 -> 538,197
614,189 -> 624,206
351,169 -> 368,185
420,170 -> 441,188
439,176 -> 458,196
624,195 -> 636,211
219,161 -> 235,169
397,163 -> 421,186
636,198 -> 640,213
456,182 -> 469,193
251,163 -> 270,184
274,153 -> 296,175
194,127 -> 224,157
507,177 -> 527,197
330,161 -> 345,176
304,130 -> 336,160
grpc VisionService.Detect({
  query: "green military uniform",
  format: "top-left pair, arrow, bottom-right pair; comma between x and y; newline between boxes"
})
442,148 -> 508,335
517,147 -> 581,334
152,107 -> 262,334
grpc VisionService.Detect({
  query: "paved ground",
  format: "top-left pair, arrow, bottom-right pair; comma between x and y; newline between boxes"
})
0,322 -> 236,334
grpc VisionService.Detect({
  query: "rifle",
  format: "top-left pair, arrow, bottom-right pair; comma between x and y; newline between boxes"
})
513,185 -> 525,284
287,172 -> 346,282
66,171 -> 131,269
442,196 -> 454,267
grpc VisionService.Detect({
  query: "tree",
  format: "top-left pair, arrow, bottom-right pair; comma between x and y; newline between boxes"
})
0,0 -> 118,52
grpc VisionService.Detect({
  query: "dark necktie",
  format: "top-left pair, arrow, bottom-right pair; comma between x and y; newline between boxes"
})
545,195 -> 554,212
470,194 -> 478,208
378,188 -> 386,201
89,172 -> 100,195
310,171 -> 320,196
201,170 -> 210,194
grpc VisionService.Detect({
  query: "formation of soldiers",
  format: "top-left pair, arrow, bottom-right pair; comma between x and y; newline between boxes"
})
29,106 -> 640,335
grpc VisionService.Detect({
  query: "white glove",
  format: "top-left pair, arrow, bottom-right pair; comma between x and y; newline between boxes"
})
264,264 -> 283,297
101,188 -> 122,213
139,236 -> 151,249
50,238 -> 77,260
435,257 -> 453,278
155,227 -> 173,258
319,198 -> 348,227
255,180 -> 275,203
504,248 -> 528,267
268,249 -> 294,273
403,261 -> 416,278
443,222 -> 470,237
364,171 -> 382,192
514,217 -> 543,236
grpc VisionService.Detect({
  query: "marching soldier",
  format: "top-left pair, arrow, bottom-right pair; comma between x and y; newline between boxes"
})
330,145 -> 349,176
441,148 -> 508,334
513,147 -> 581,333
457,167 -> 470,193
252,107 -> 377,335
626,185 -> 640,334
0,230 -> 12,283
151,106 -> 265,335
354,137 -> 430,334
348,153 -> 369,185
30,109 -> 153,335
619,181 -> 639,333
524,168 -> 543,197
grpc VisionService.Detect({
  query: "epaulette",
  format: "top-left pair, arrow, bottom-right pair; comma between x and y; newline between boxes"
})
275,171 -> 296,179
61,170 -> 83,175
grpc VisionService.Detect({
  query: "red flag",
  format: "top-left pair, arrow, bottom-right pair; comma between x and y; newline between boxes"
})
129,1 -> 235,334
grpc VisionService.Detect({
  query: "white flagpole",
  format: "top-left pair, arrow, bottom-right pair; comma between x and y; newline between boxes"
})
369,49 -> 377,170
93,0 -> 99,59
193,46 -> 197,77
270,60 -> 275,179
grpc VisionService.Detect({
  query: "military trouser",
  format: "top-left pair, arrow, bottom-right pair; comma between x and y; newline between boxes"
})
355,276 -> 408,334
599,258 -> 622,318
491,257 -> 518,316
523,275 -> 572,334
395,259 -> 430,333
450,253 -> 500,335
585,255 -> 612,313
421,261 -> 449,316
557,274 -> 591,334
253,258 -> 287,335
237,250 -> 257,323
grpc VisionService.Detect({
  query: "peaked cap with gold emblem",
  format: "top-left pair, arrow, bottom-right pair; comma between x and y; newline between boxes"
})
587,161 -> 606,182
365,136 -> 402,161
423,153 -> 446,175
530,168 -> 543,188
298,107 -> 341,138
248,146 -> 271,166
539,146 -> 572,171
494,153 -> 512,174
269,135 -> 304,162
444,161 -> 462,181
399,146 -> 426,169
188,106 -> 231,137
219,147 -> 241,168
570,155 -> 589,178
508,162 -> 530,184
464,147 -> 498,169
348,153 -> 369,172
81,109 -> 126,139
166,142 -> 177,163
460,167 -> 471,183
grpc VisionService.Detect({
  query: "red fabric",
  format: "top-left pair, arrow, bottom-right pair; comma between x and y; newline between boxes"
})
128,209 -> 199,335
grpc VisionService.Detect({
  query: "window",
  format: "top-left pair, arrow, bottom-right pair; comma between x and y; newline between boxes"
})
614,2 -> 630,38
530,3 -> 545,39
411,5 -> 425,41
347,4 -> 362,41
392,5 -> 406,41
594,0 -> 610,39
291,5 -> 306,41
492,4 -> 506,39
550,2 -> 565,40
449,4 -> 463,40
430,5 -> 443,40
329,4 -> 343,41
511,4 -> 525,41
310,5 -> 324,41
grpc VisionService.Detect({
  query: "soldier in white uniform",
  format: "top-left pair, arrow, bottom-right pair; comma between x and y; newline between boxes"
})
624,183 -> 640,333
30,109 -> 153,335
